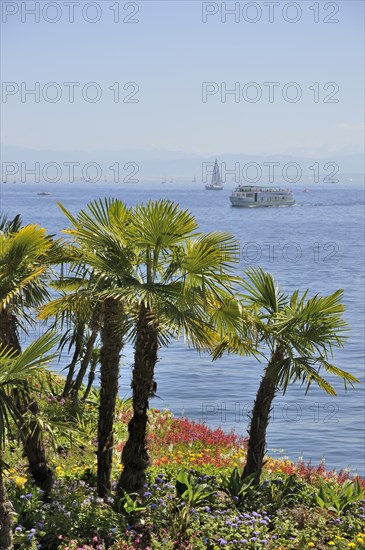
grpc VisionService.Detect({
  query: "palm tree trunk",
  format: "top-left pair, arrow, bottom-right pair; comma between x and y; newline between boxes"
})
82,352 -> 98,401
0,309 -> 53,496
72,329 -> 98,398
243,348 -> 282,482
62,337 -> 82,398
97,298 -> 124,498
0,467 -> 14,550
0,309 -> 20,352
21,399 -> 54,495
117,303 -> 158,496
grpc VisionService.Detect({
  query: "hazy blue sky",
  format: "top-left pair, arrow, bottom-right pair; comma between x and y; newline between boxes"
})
1,0 -> 364,156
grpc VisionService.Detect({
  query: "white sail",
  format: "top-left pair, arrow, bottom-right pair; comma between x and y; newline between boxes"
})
205,159 -> 223,190
211,159 -> 221,186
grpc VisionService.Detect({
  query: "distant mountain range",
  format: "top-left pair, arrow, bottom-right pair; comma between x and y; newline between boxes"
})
1,144 -> 363,182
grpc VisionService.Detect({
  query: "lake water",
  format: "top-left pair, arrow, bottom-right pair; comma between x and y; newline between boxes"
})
1,181 -> 364,475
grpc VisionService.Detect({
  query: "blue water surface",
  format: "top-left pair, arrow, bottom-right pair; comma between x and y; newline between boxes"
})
1,181 -> 364,474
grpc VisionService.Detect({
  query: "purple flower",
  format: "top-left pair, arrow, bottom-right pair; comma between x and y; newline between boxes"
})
143,491 -> 151,497
218,539 -> 227,546
205,506 -> 211,512
250,538 -> 257,542
261,540 -> 268,545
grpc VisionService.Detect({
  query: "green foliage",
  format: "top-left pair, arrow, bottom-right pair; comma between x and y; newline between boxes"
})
0,332 -> 58,449
221,467 -> 256,502
117,491 -> 146,517
263,474 -> 316,509
175,469 -> 215,508
316,478 -> 364,514
175,469 -> 215,532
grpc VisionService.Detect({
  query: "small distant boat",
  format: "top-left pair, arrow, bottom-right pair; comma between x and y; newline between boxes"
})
37,191 -> 51,196
205,159 -> 223,190
230,185 -> 295,207
161,176 -> 167,184
303,189 -> 309,193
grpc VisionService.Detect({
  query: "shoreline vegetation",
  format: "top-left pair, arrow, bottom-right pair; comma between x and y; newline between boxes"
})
6,393 -> 365,550
0,200 -> 363,549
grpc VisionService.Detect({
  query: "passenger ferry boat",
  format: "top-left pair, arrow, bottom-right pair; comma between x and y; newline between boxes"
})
230,185 -> 295,207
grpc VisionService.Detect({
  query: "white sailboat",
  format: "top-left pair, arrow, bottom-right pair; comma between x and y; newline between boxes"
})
161,176 -> 167,184
205,159 -> 223,190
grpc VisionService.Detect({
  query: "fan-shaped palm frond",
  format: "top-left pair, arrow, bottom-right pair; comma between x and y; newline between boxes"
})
0,331 -> 58,448
240,267 -> 288,315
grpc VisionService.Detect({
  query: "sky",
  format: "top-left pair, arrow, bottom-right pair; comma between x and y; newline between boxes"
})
1,0 -> 364,157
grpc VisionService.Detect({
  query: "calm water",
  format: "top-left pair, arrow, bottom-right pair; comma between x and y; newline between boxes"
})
1,182 -> 364,475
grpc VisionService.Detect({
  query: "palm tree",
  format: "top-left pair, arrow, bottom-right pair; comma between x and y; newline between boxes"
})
0,332 -> 57,549
42,199 -> 136,497
115,200 -> 240,495
43,273 -> 102,400
0,217 -> 56,493
48,199 -> 240,497
236,268 -> 359,482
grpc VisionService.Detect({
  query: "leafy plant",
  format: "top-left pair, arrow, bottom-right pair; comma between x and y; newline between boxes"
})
264,474 -> 313,508
175,469 -> 215,532
316,478 -> 364,514
221,467 -> 256,502
117,490 -> 146,517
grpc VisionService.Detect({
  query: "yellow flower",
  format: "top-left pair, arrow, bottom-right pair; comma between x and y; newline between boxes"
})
328,543 -> 335,547
347,544 -> 356,548
308,543 -> 315,548
357,538 -> 364,544
14,475 -> 27,489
